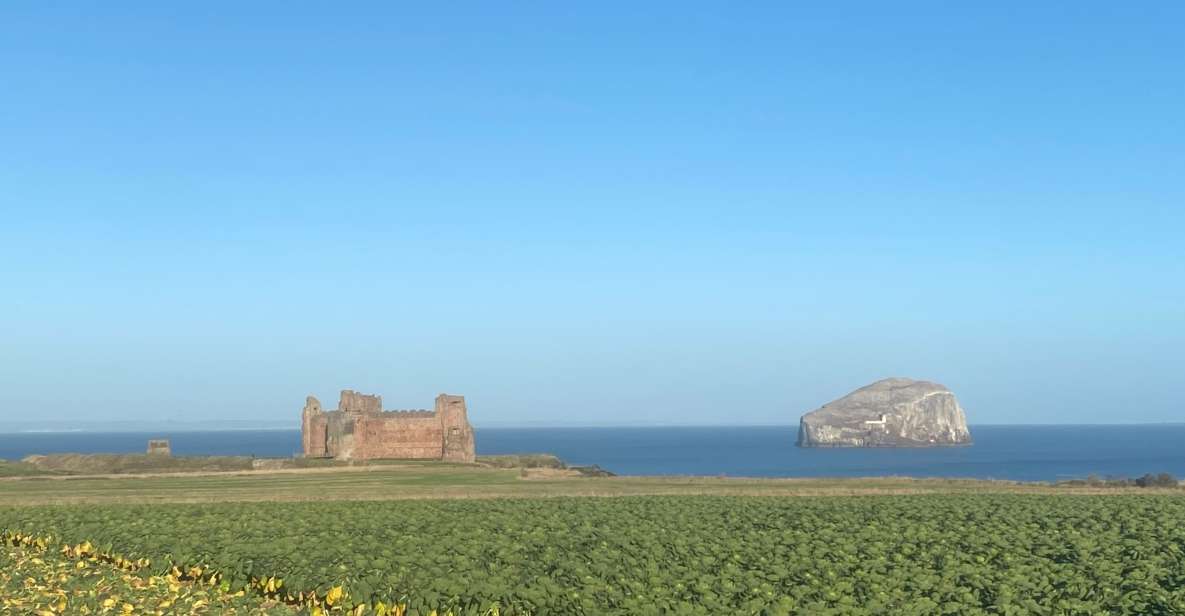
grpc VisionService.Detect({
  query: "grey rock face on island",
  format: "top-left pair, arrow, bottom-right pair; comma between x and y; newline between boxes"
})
797,378 -> 972,447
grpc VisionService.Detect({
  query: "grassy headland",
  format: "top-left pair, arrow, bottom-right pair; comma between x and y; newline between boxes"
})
0,458 -> 1180,505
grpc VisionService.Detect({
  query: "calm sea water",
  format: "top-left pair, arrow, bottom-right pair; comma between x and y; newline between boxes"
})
1,425 -> 1182,482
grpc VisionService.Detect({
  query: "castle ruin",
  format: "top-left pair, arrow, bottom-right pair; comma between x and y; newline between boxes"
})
301,390 -> 476,463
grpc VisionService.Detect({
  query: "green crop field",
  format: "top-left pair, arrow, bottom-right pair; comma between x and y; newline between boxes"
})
4,494 -> 1185,615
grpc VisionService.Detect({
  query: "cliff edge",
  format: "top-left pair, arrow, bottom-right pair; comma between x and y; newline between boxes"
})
797,378 -> 972,447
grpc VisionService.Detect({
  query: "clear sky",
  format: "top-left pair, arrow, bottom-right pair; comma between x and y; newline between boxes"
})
1,3 -> 1182,428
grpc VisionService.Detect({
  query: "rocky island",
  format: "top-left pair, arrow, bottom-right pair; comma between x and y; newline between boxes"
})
797,378 -> 972,447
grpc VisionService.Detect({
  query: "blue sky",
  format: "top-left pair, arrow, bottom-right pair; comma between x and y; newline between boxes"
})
1,2 -> 1182,427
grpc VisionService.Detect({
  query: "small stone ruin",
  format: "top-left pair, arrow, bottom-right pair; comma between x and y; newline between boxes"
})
146,439 -> 172,456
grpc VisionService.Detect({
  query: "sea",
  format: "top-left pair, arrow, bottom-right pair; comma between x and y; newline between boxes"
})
1,425 -> 1182,482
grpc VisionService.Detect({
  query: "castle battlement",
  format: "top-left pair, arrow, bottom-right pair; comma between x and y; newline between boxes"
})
379,410 -> 436,418
301,390 -> 475,463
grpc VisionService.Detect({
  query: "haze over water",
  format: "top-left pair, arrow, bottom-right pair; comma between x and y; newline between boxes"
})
4,425 -> 1183,482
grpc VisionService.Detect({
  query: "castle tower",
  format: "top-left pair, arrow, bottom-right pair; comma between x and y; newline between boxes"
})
301,396 -> 328,457
436,393 -> 476,463
339,390 -> 382,414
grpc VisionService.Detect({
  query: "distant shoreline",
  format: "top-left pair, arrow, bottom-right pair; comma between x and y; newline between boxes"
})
3,422 -> 1185,435
0,427 -> 298,435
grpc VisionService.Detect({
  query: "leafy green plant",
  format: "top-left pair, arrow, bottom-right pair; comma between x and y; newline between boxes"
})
3,495 -> 1185,614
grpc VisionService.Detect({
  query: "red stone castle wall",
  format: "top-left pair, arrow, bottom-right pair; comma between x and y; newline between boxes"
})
353,415 -> 443,459
301,390 -> 475,462
306,416 -> 328,457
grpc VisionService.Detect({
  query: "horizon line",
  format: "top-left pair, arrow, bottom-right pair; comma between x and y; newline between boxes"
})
2,421 -> 1184,435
